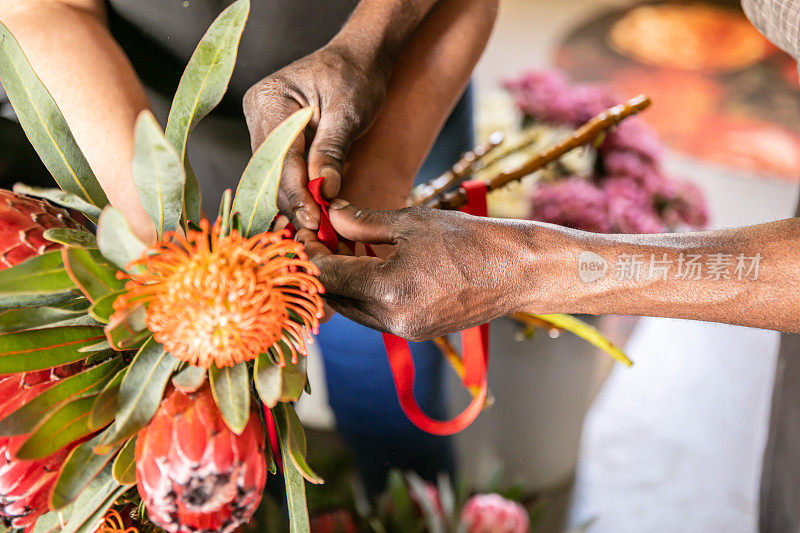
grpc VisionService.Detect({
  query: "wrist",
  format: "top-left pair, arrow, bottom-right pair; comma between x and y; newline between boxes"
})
327,0 -> 437,79
500,220 -> 592,315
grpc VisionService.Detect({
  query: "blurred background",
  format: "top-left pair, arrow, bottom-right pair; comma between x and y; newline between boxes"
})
3,0 -> 797,532
301,0 -> 799,531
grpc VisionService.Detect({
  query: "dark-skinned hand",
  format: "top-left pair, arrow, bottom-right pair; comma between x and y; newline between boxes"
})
297,201 -> 533,341
243,45 -> 389,231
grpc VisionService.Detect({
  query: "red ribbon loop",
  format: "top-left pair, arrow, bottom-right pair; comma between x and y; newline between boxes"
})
304,178 -> 490,436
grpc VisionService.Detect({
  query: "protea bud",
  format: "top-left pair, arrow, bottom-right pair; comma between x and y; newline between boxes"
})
460,493 -> 530,533
0,189 -> 79,269
135,385 -> 267,533
0,375 -> 75,529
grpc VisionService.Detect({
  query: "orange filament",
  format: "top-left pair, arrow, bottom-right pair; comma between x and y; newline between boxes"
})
111,219 -> 324,369
95,509 -> 138,533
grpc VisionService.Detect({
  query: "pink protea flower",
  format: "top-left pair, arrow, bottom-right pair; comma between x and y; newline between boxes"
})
601,151 -> 664,194
0,375 -> 78,530
460,493 -> 530,533
661,180 -> 710,229
503,70 -> 617,126
135,385 -> 268,533
600,119 -> 664,163
529,177 -> 612,233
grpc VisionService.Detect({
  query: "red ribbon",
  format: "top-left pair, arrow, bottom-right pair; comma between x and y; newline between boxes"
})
305,178 -> 489,436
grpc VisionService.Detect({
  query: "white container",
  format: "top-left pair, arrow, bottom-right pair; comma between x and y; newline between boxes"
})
449,316 -> 614,491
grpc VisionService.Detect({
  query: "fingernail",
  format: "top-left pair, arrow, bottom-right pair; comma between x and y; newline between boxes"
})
319,167 -> 340,182
329,199 -> 350,210
296,208 -> 318,230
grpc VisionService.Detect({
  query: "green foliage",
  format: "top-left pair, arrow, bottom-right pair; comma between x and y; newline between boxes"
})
96,338 -> 178,453
15,395 -> 99,460
171,363 -> 206,393
209,361 -> 250,434
233,107 -> 312,237
96,207 -> 147,273
89,365 -> 126,431
164,0 -> 250,223
103,301 -> 148,351
62,247 -> 127,303
43,227 -> 98,248
88,290 -> 124,324
133,111 -> 186,238
51,430 -> 122,509
13,183 -> 102,221
62,465 -> 130,533
0,251 -> 76,309
273,405 -> 310,533
274,403 -> 322,484
0,325 -> 103,374
112,436 -> 137,485
0,22 -> 108,208
0,305 -> 93,333
255,351 -> 308,408
0,358 -> 119,436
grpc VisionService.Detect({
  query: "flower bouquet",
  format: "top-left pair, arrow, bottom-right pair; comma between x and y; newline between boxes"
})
0,2 -> 652,532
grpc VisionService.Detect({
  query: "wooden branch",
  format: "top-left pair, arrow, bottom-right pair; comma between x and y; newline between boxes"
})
427,94 -> 652,211
409,131 -> 504,207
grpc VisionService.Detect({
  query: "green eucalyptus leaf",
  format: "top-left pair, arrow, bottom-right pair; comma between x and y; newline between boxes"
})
165,0 -> 250,222
50,429 -> 121,510
274,403 -> 323,484
0,305 -> 90,333
254,352 -> 307,408
15,395 -> 98,460
88,290 -> 123,324
233,107 -> 312,237
387,470 -> 416,532
104,305 -> 149,352
13,183 -> 102,221
0,358 -> 119,436
96,207 -> 147,273
273,406 -> 310,533
62,247 -> 126,303
218,188 -> 232,236
133,111 -> 185,238
63,464 -> 128,533
0,325 -> 102,374
89,365 -> 126,431
209,362 -> 250,434
172,363 -> 207,393
43,228 -> 97,248
112,436 -> 137,485
0,251 -> 76,309
79,339 -> 112,353
31,505 -> 73,533
0,23 -> 109,208
96,338 -> 178,453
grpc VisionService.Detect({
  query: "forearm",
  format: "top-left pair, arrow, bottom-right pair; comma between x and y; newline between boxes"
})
340,0 -> 499,210
329,0 -> 439,76
514,218 -> 800,333
0,0 -> 152,240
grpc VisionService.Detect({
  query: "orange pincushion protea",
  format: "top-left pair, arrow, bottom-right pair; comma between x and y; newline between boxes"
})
112,219 -> 324,369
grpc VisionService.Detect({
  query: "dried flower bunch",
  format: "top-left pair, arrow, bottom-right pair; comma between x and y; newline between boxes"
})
504,70 -> 709,234
0,1 -> 326,531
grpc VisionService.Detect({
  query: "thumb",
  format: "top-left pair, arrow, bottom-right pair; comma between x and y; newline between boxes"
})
307,104 -> 362,199
327,201 -> 405,244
